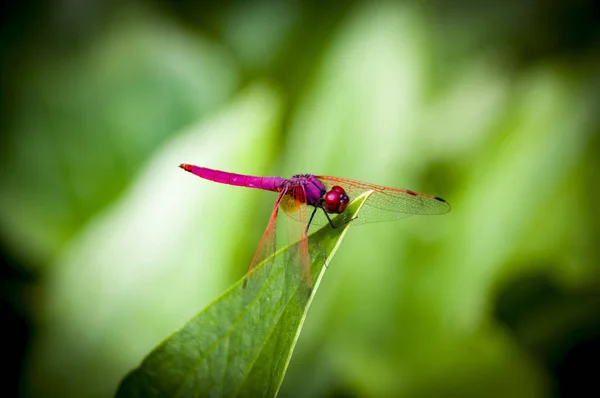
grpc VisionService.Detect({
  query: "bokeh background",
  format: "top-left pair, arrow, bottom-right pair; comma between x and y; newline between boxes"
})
2,1 -> 599,397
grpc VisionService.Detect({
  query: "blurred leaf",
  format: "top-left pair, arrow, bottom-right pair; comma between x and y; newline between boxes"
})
116,191 -> 372,398
0,7 -> 238,267
24,83 -> 281,398
222,0 -> 299,69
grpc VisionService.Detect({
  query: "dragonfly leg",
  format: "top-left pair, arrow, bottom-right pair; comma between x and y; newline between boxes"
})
307,206 -> 327,268
321,208 -> 357,229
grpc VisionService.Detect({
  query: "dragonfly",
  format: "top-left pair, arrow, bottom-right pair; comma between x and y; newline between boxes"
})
179,164 -> 450,292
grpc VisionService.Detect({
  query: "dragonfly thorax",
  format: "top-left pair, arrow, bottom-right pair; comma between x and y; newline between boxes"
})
286,175 -> 351,213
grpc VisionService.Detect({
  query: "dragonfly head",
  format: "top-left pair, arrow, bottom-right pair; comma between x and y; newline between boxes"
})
323,185 -> 350,214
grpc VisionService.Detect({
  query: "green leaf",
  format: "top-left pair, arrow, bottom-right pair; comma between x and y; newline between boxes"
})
115,190 -> 373,398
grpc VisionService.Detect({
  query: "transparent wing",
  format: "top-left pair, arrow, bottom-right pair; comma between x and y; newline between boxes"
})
243,186 -> 313,298
280,184 -> 312,289
278,175 -> 449,228
244,190 -> 284,285
311,176 -> 451,226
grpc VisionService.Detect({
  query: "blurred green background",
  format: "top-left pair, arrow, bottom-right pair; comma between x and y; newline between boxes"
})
1,0 -> 599,397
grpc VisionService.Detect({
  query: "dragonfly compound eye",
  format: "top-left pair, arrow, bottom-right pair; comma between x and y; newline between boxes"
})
323,186 -> 350,213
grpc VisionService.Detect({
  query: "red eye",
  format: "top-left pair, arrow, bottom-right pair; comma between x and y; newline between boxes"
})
323,185 -> 350,213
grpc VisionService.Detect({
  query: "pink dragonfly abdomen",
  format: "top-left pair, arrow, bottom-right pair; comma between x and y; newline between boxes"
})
179,164 -> 285,192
